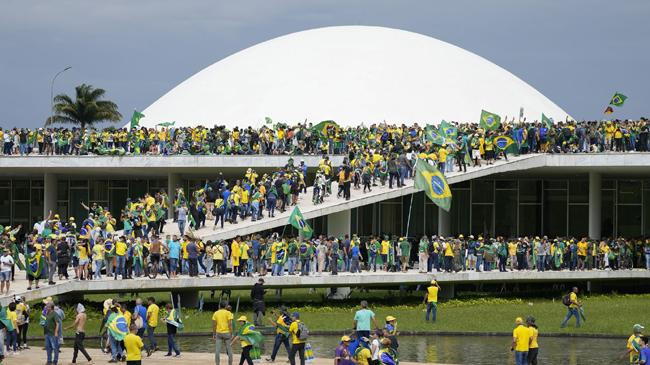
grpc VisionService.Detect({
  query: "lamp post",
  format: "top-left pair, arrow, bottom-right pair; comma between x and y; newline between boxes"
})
49,66 -> 71,125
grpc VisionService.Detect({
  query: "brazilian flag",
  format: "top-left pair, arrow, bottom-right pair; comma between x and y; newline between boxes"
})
609,92 -> 627,107
439,120 -> 458,141
424,125 -> 445,145
26,252 -> 44,278
479,110 -> 501,131
289,206 -> 313,239
130,110 -> 145,129
311,120 -> 339,137
238,323 -> 264,347
0,307 -> 14,331
107,312 -> 129,341
156,121 -> 175,127
493,135 -> 519,155
414,159 -> 452,212
541,113 -> 553,129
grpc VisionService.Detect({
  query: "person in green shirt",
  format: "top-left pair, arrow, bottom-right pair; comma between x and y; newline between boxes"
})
43,302 -> 60,365
298,241 -> 312,276
418,236 -> 429,273
398,238 -> 411,272
287,239 -> 298,275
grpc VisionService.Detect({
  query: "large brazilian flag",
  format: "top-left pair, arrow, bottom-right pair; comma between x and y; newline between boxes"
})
424,125 -> 445,145
414,159 -> 452,212
479,110 -> 501,131
289,206 -> 313,239
439,120 -> 458,141
311,120 -> 339,137
493,135 -> 519,155
107,312 -> 129,341
609,92 -> 627,107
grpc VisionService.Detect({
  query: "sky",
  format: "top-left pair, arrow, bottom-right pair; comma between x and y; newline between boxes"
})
1,0 -> 648,129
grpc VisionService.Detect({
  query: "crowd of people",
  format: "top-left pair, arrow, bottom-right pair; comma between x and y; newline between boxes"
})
1,118 -> 649,157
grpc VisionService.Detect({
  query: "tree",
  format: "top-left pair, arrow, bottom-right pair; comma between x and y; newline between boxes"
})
46,83 -> 122,130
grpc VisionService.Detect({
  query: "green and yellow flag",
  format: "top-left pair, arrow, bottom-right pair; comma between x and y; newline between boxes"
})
541,113 -> 553,129
156,121 -> 175,127
414,159 -> 452,212
439,120 -> 458,141
424,125 -> 445,145
289,206 -> 313,238
493,135 -> 519,155
311,120 -> 339,136
479,110 -> 501,131
609,92 -> 627,107
130,110 -> 145,129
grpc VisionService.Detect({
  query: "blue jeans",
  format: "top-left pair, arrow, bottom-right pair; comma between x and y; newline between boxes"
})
267,197 -> 276,216
270,333 -> 290,361
110,334 -> 123,360
645,253 -> 650,269
167,333 -> 180,355
514,350 -> 528,365
287,257 -> 297,274
426,302 -> 437,322
537,255 -> 546,271
560,308 -> 581,328
272,263 -> 284,276
116,255 -> 126,277
178,220 -> 186,236
45,333 -> 59,364
146,326 -> 158,350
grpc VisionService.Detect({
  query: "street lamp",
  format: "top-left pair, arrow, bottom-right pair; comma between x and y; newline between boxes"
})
49,66 -> 71,126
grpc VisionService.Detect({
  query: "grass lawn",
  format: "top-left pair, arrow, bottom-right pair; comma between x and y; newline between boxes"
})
37,289 -> 650,338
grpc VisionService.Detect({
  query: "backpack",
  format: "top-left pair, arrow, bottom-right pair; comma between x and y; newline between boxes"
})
297,321 -> 309,341
562,293 -> 572,307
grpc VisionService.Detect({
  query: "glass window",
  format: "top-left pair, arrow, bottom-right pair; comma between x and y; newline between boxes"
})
351,208 -> 358,235
519,204 -> 541,237
519,180 -> 542,204
424,203 -> 439,236
544,180 -> 567,190
31,188 -> 44,221
110,180 -> 129,188
12,201 -> 29,222
0,181 -> 10,188
358,204 -> 374,236
403,192 -> 424,238
495,190 -> 517,238
454,181 -> 470,189
602,180 -> 615,189
471,204 -> 493,237
57,180 -> 68,201
380,202 -> 402,236
56,202 -> 68,221
618,180 -> 642,205
618,205 -> 642,237
31,180 -> 44,188
12,180 -> 29,200
0,188 -> 10,221
543,189 -> 567,237
495,180 -> 516,190
569,180 -> 589,204
450,189 -> 470,236
568,205 -> 589,238
601,190 -> 615,238
129,180 -> 148,200
69,188 -> 89,223
645,190 -> 650,238
90,180 -> 109,201
70,180 -> 88,188
472,180 -> 494,204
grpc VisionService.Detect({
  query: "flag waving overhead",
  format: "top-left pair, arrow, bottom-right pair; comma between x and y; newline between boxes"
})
424,125 -> 445,145
311,120 -> 339,136
156,121 -> 175,127
130,110 -> 145,129
479,110 -> 501,131
439,120 -> 458,141
414,159 -> 452,212
289,206 -> 313,238
609,92 -> 628,107
541,113 -> 553,129
493,135 -> 519,155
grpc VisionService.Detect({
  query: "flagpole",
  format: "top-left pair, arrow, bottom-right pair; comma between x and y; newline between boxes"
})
404,159 -> 419,240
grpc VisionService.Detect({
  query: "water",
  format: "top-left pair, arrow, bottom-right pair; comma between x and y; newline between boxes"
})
76,334 -> 624,364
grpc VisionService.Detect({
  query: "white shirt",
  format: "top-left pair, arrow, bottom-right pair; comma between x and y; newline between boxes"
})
371,339 -> 380,360
0,255 -> 14,272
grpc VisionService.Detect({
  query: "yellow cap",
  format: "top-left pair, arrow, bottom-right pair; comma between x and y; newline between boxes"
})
42,296 -> 53,304
515,317 -> 523,324
341,335 -> 351,342
386,315 -> 396,322
430,280 -> 437,285
237,316 -> 247,322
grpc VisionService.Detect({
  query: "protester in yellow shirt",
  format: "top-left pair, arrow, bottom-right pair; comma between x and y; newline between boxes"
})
511,317 -> 531,363
288,312 -> 306,365
527,317 -> 539,364
424,280 -> 440,322
145,297 -> 159,352
212,304 -> 234,365
124,323 -> 144,362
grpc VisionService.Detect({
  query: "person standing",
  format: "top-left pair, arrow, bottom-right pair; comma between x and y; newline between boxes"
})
66,303 -> 92,364
15,297 -> 29,349
354,301 -> 379,339
212,301 -> 234,365
230,316 -> 256,365
424,280 -> 440,322
527,316 -> 539,365
124,323 -> 144,365
0,250 -> 14,294
510,317 -> 531,365
288,312 -> 306,365
622,324 -> 644,364
266,306 -> 291,363
176,204 -> 188,236
250,278 -> 266,326
145,297 -> 159,354
164,303 -> 181,357
133,298 -> 148,339
418,236 -> 429,273
560,287 -> 581,328
43,302 -> 59,365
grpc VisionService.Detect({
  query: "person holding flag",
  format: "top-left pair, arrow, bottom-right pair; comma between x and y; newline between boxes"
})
164,302 -> 182,357
289,206 -> 313,239
107,304 -> 129,362
414,158 -> 452,212
230,315 -> 263,365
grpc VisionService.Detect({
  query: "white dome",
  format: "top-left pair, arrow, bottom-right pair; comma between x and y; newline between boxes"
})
139,26 -> 569,129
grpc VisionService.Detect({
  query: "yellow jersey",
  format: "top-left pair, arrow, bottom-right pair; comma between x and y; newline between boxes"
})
124,333 -> 144,361
512,325 -> 531,352
427,286 -> 439,303
212,309 -> 233,334
146,304 -> 159,327
289,320 -> 304,344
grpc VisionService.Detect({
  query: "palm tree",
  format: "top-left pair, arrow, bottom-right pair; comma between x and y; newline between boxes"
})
46,83 -> 122,130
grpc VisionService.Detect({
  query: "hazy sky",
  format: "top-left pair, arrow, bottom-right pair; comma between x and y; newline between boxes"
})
1,0 -> 648,128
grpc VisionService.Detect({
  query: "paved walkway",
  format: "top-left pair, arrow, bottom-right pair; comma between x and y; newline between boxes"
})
1,347 -> 448,365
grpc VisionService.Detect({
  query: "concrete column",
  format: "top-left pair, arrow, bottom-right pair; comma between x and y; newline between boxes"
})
588,172 -> 602,240
168,173 -> 181,219
44,173 -> 57,220
438,207 -> 451,237
171,290 -> 199,308
327,209 -> 351,238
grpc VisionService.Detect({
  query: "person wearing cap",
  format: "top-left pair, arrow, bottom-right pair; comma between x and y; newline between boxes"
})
335,335 -> 353,365
510,317 -> 531,365
378,337 -> 397,365
622,324 -> 645,363
266,305 -> 292,362
526,316 -> 539,365
560,287 -> 581,328
424,279 -> 440,322
230,316 -> 257,365
288,312 -> 306,365
354,336 -> 373,365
